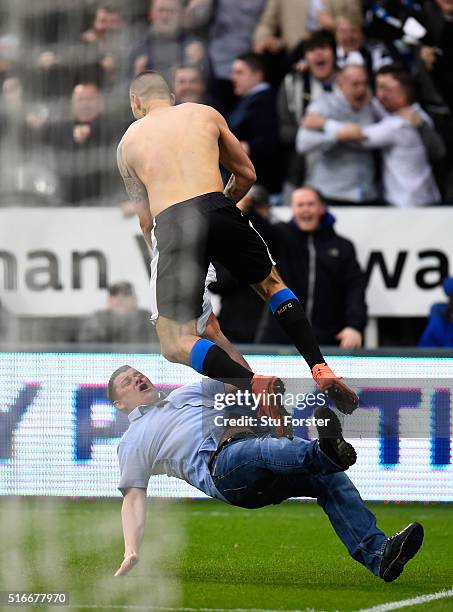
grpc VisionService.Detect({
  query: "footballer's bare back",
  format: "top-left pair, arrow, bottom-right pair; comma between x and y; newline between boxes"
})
117,103 -> 228,218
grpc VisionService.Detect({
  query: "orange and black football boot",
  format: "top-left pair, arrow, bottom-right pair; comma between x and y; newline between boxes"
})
312,363 -> 358,415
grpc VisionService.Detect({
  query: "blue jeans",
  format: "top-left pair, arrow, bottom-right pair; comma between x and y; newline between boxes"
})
211,435 -> 387,576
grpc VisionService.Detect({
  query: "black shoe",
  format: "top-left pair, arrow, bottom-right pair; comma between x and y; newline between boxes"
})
379,522 -> 424,583
325,380 -> 359,415
314,406 -> 357,469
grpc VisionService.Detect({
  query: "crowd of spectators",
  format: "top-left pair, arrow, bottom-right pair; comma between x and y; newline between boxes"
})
1,0 -> 453,347
0,0 -> 452,207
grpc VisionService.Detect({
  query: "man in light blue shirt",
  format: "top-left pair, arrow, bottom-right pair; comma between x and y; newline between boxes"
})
116,374 -> 228,502
300,64 -> 444,207
109,365 -> 424,583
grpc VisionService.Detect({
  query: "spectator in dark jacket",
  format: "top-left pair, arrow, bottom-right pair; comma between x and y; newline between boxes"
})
78,281 -> 158,344
418,277 -> 453,348
418,0 -> 453,200
255,186 -> 367,347
229,52 -> 282,193
48,82 -> 124,205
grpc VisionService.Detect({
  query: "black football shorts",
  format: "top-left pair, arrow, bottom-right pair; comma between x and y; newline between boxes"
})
150,191 -> 274,324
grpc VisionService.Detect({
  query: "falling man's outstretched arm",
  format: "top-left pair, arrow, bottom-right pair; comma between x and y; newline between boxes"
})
115,487 -> 147,577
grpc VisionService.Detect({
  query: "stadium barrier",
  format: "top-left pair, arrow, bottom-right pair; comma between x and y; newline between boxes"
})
1,350 -> 452,502
1,207 -> 453,317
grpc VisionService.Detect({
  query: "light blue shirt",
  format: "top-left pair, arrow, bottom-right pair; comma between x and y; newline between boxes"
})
296,88 -> 378,203
117,380 -> 229,501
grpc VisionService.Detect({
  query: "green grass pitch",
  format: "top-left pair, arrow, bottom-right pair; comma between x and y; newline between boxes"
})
0,498 -> 452,611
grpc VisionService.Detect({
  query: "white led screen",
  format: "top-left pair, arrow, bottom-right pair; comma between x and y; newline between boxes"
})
1,353 -> 452,501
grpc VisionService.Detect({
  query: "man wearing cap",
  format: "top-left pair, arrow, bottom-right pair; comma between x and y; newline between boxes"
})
108,364 -> 424,582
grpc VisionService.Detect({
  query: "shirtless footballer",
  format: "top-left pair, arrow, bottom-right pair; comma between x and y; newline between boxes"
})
116,70 -> 358,419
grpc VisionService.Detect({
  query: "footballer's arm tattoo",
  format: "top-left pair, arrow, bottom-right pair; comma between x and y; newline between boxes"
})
117,141 -> 149,203
117,141 -> 153,249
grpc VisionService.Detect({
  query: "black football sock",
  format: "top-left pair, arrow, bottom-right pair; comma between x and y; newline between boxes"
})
269,289 -> 324,370
190,339 -> 253,391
